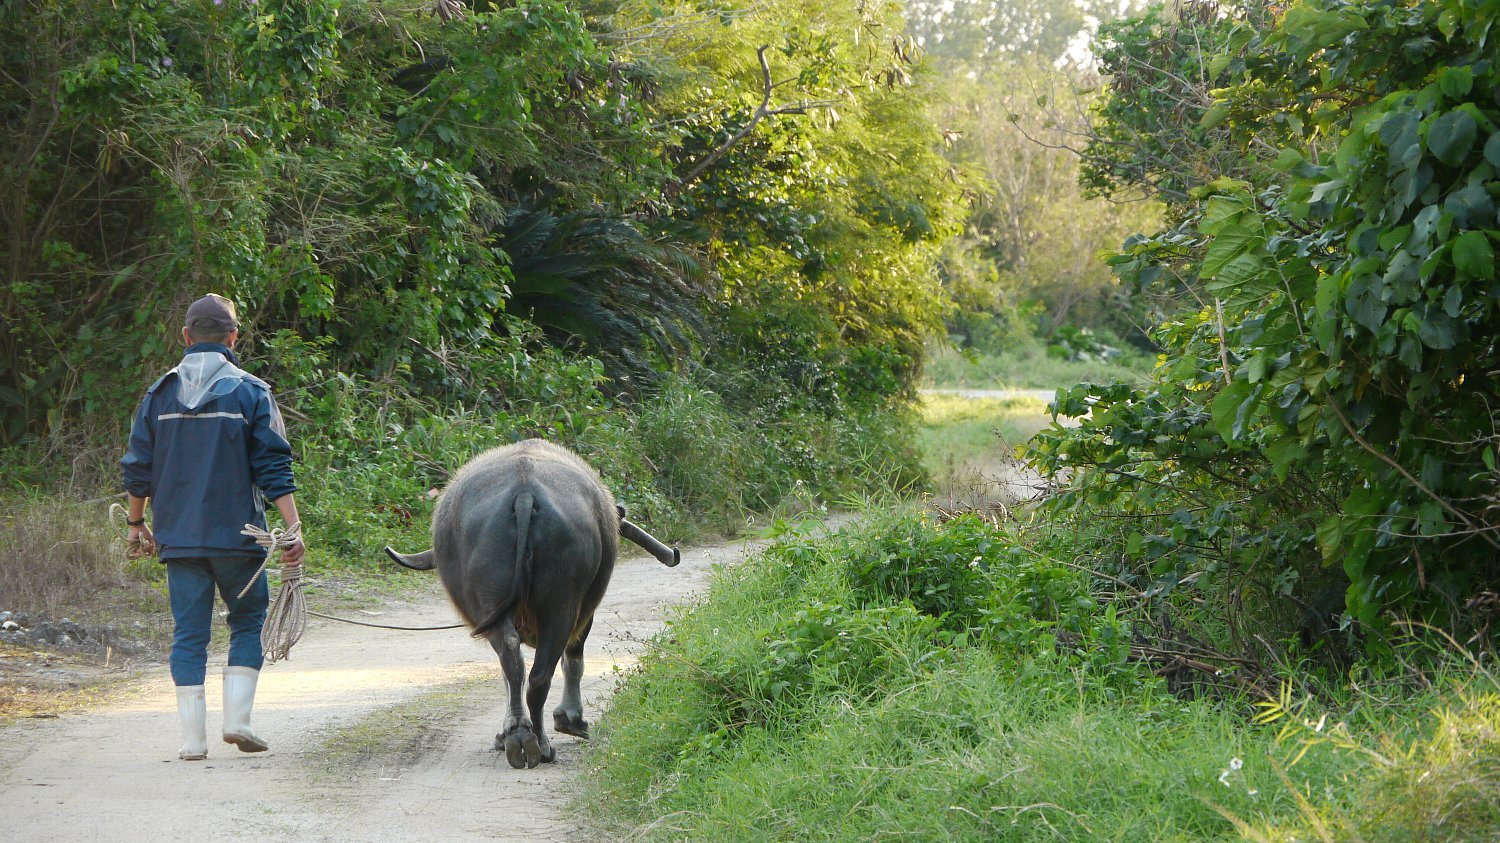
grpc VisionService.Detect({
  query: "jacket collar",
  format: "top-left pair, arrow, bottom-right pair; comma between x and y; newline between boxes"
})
183,342 -> 240,365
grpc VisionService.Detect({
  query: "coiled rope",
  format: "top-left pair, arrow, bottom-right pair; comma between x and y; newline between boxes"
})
238,522 -> 305,664
109,502 -> 154,559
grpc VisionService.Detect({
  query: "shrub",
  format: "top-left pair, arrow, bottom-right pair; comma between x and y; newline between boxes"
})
584,510 -> 1424,841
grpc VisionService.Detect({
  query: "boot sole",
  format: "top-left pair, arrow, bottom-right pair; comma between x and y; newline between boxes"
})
224,733 -> 269,753
179,752 -> 207,761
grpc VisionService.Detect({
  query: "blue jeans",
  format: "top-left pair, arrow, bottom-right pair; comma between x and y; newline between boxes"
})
166,557 -> 268,686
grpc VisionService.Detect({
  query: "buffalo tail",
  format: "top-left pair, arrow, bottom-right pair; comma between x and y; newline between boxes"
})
470,489 -> 535,638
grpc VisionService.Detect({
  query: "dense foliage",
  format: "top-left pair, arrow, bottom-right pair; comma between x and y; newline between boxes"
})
0,0 -> 960,448
1036,0 -> 1500,645
1,0 -> 967,558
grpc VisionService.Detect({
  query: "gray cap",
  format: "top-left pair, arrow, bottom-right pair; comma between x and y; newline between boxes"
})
184,294 -> 239,332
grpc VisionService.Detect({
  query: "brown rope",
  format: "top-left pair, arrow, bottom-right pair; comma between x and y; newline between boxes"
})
239,523 -> 306,663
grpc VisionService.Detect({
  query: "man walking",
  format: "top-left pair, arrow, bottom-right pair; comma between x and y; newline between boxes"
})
120,294 -> 307,760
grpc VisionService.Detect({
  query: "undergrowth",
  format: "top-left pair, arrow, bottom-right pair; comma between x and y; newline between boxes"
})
0,331 -> 925,622
924,339 -> 1153,391
0,499 -> 167,622
582,510 -> 1500,841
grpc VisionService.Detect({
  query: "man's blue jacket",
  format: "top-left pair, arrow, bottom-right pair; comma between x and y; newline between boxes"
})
121,343 -> 297,560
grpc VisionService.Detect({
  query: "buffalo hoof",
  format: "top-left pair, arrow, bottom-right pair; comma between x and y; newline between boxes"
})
553,712 -> 589,739
498,726 -> 552,769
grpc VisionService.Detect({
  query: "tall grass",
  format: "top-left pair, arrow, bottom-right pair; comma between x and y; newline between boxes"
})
0,499 -> 166,621
916,393 -> 1051,510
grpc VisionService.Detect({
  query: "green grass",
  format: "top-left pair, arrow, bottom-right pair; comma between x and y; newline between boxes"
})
916,392 -> 1052,508
581,512 -> 1500,842
924,342 -> 1153,390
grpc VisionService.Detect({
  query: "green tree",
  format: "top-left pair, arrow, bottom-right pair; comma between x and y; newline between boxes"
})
1037,0 -> 1500,643
907,0 -> 1131,67
596,0 -> 966,407
933,63 -> 1161,347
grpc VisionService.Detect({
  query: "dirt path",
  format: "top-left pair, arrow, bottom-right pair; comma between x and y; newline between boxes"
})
0,535 -> 775,842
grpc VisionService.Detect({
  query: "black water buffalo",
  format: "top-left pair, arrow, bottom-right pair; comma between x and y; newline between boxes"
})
386,439 -> 618,768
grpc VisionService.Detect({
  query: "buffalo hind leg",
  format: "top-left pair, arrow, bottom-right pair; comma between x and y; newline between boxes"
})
553,617 -> 592,738
490,616 -> 542,769
521,613 -> 576,767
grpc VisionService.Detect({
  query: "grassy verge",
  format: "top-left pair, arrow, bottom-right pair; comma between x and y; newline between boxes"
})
924,341 -> 1153,390
580,512 -> 1500,841
581,380 -> 1497,840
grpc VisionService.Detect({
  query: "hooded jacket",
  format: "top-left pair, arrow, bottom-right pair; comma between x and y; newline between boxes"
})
121,343 -> 297,559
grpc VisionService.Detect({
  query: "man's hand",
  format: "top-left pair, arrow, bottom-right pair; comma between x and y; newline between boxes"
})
270,494 -> 306,567
281,537 -> 306,567
126,524 -> 156,559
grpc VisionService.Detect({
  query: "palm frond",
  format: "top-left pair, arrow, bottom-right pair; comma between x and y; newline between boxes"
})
487,203 -> 711,385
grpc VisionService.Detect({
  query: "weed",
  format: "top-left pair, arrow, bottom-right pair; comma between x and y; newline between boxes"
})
583,507 -> 1500,841
0,498 -> 166,622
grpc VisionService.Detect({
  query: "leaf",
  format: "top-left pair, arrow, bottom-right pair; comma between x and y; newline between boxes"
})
1346,578 -> 1379,625
1201,101 -> 1230,130
1418,308 -> 1459,349
1344,274 -> 1387,333
1206,252 -> 1275,303
1309,178 -> 1346,203
1247,352 -> 1269,383
1426,110 -> 1477,167
1409,204 -> 1440,248
1282,4 -> 1364,47
1212,381 -> 1252,442
1443,182 -> 1495,229
1211,381 -> 1264,442
1439,66 -> 1473,99
1379,110 -> 1421,174
1442,284 -> 1462,317
1273,147 -> 1305,173
1487,131 -> 1500,167
1437,7 -> 1460,38
1316,514 -> 1342,561
1453,230 -> 1496,280
1201,195 -> 1249,230
1266,438 -> 1307,481
1382,250 -> 1420,303
1201,224 -> 1263,278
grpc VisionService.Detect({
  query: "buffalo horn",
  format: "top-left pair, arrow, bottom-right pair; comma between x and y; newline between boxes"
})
385,547 -> 436,570
620,519 -> 681,567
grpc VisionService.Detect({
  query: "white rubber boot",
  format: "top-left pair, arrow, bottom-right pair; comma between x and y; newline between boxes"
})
176,685 -> 207,761
222,666 -> 269,753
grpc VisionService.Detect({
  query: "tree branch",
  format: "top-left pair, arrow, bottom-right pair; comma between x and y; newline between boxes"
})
664,46 -> 836,199
1327,400 -> 1500,551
